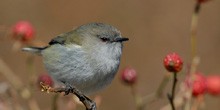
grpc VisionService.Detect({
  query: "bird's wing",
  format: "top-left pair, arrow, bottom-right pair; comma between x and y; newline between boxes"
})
48,31 -> 83,46
49,34 -> 66,45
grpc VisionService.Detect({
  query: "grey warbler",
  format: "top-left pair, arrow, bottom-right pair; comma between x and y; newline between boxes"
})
22,23 -> 129,95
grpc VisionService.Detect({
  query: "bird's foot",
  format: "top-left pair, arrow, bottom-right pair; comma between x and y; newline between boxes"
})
40,82 -> 54,93
40,81 -> 96,110
39,82 -> 69,94
62,82 -> 97,110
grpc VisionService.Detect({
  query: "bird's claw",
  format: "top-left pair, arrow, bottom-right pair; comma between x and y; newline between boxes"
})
64,83 -> 74,95
40,82 -> 97,110
40,82 -> 53,93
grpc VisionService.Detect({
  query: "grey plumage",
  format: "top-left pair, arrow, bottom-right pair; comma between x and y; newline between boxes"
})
22,23 -> 128,94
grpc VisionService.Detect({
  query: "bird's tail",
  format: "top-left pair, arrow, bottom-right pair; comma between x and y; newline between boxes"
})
22,47 -> 47,55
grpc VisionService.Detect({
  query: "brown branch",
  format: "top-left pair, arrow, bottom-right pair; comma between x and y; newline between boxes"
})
167,73 -> 178,110
40,82 -> 97,110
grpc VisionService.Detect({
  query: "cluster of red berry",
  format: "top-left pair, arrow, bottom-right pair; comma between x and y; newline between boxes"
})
186,73 -> 220,97
163,52 -> 220,97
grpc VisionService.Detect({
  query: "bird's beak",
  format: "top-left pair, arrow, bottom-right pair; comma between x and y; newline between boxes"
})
113,37 -> 129,42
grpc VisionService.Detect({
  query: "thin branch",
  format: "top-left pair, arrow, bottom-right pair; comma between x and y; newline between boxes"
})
190,3 -> 201,59
167,73 -> 178,110
40,82 -> 97,110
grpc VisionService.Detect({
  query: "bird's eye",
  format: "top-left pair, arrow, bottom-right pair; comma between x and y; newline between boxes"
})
100,37 -> 109,42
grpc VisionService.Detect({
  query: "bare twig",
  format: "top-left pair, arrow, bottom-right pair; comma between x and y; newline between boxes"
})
160,90 -> 185,110
167,73 -> 178,110
40,82 -> 97,110
190,2 -> 201,59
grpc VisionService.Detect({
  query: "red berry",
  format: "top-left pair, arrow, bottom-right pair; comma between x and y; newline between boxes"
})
185,73 -> 206,97
37,74 -> 54,88
206,75 -> 220,95
12,21 -> 35,42
163,53 -> 183,73
121,67 -> 137,85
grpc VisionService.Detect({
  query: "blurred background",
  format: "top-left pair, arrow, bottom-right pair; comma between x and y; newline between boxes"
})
0,0 -> 220,110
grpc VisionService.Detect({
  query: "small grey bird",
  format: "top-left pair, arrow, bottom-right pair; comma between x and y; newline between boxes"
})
22,23 -> 129,95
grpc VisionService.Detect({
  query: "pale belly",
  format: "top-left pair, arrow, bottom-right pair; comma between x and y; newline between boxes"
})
41,44 -> 119,94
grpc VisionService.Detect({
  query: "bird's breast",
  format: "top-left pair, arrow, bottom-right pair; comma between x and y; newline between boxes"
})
42,44 -> 121,94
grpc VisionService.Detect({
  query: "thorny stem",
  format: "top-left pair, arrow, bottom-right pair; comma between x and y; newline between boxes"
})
185,1 -> 201,109
168,73 -> 178,110
190,2 -> 201,59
